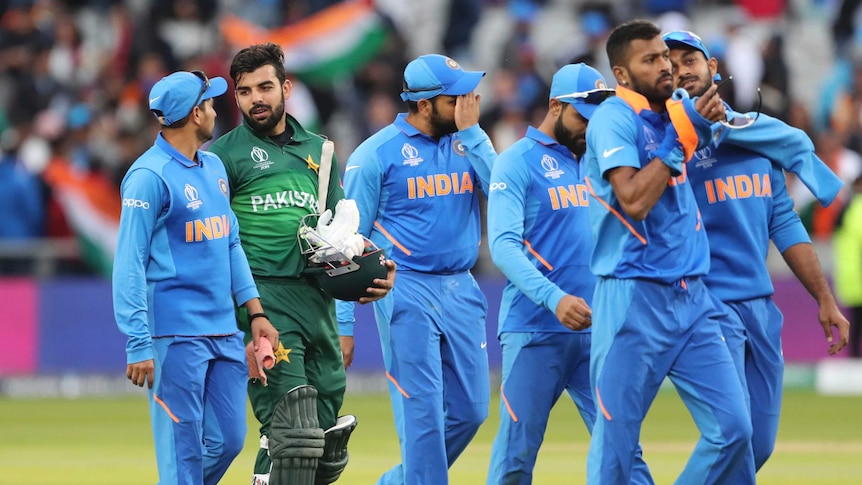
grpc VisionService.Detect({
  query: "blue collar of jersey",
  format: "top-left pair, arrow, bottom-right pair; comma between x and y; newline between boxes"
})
394,113 -> 425,137
155,133 -> 201,168
525,126 -> 557,146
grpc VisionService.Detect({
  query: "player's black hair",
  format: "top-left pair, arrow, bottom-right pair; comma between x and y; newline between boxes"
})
229,42 -> 287,86
606,20 -> 662,68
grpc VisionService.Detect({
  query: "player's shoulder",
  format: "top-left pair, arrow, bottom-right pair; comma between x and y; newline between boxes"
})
351,124 -> 404,161
199,150 -> 227,171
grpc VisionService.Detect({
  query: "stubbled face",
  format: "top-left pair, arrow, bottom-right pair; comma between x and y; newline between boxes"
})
196,98 -> 217,143
621,36 -> 674,105
234,64 -> 287,136
668,48 -> 713,97
428,95 -> 458,137
554,103 -> 589,156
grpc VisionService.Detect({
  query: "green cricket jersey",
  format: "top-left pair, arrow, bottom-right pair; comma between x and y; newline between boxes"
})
209,114 -> 344,278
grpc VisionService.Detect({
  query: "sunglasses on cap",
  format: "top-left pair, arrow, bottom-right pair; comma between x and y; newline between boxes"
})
191,70 -> 210,108
554,88 -> 616,105
715,76 -> 761,130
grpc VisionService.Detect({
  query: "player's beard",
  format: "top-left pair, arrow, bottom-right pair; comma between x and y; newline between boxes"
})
243,96 -> 286,134
428,102 -> 458,137
678,74 -> 711,97
554,113 -> 586,157
630,72 -> 674,106
196,122 -> 214,144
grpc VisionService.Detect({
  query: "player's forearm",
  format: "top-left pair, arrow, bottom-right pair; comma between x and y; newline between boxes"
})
608,161 -> 672,221
782,242 -> 837,306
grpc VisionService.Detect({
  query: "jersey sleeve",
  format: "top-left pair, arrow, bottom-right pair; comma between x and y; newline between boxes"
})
722,113 -> 843,206
768,163 -> 811,252
207,142 -> 237,194
488,149 -> 566,313
459,123 -> 497,194
325,151 -> 346,212
112,168 -> 167,364
587,105 -> 641,178
337,143 -> 385,333
228,207 -> 259,307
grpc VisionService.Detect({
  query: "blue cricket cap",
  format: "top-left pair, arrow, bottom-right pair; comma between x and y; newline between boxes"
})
663,30 -> 711,60
148,71 -> 228,126
550,63 -> 615,120
400,54 -> 485,102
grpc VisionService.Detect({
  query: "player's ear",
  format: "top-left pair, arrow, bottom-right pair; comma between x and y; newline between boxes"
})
708,57 -> 719,80
282,78 -> 293,100
612,66 -> 628,87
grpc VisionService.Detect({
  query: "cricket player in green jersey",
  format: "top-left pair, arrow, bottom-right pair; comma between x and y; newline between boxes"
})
209,43 -> 395,485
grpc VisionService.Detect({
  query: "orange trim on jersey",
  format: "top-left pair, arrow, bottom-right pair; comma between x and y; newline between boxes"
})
615,85 -> 652,114
386,372 -> 411,398
523,239 -> 553,271
680,278 -> 688,290
154,394 -> 180,423
500,384 -> 519,423
584,177 -> 647,245
596,386 -> 612,421
695,209 -> 702,231
665,98 -> 698,162
374,221 -> 412,256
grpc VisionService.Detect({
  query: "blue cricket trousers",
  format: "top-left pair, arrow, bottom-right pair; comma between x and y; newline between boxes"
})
375,270 -> 490,485
149,333 -> 247,485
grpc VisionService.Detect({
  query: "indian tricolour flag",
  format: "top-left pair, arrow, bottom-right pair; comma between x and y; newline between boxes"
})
43,162 -> 119,278
220,1 -> 390,86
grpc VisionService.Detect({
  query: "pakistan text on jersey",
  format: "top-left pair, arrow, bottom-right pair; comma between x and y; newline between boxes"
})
548,184 -> 589,210
250,191 -> 319,213
407,172 -> 474,199
703,173 -> 772,204
185,215 -> 230,242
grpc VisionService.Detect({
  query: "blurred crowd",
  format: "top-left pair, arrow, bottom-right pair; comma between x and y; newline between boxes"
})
2,0 -> 862,278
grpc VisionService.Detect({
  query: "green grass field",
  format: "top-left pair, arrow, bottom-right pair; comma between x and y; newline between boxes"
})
1,389 -> 860,484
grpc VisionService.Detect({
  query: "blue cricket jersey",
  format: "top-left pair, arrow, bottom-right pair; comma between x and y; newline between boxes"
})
585,87 -> 710,282
335,114 -> 496,329
488,127 -> 595,335
689,111 -> 811,302
113,134 -> 259,364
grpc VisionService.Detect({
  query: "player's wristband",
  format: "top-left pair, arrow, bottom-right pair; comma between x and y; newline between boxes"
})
248,312 -> 269,325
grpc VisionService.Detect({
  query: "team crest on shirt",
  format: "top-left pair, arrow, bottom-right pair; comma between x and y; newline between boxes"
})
693,146 -> 718,169
452,139 -> 466,156
250,146 -> 273,170
540,154 -> 564,179
401,143 -> 423,166
185,183 -> 203,210
218,178 -> 228,197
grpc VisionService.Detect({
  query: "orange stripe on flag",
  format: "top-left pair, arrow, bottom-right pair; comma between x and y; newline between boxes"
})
500,384 -> 519,423
220,3 -> 371,49
154,394 -> 180,423
374,221 -> 412,256
386,372 -> 411,399
595,386 -> 612,421
523,239 -> 553,271
585,177 -> 647,245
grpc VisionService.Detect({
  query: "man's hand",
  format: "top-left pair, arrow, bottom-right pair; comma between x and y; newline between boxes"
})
250,315 -> 279,352
358,259 -> 397,304
127,360 -> 155,389
819,302 -> 850,355
555,295 -> 592,331
340,336 -> 355,369
694,82 -> 726,122
455,92 -> 481,131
